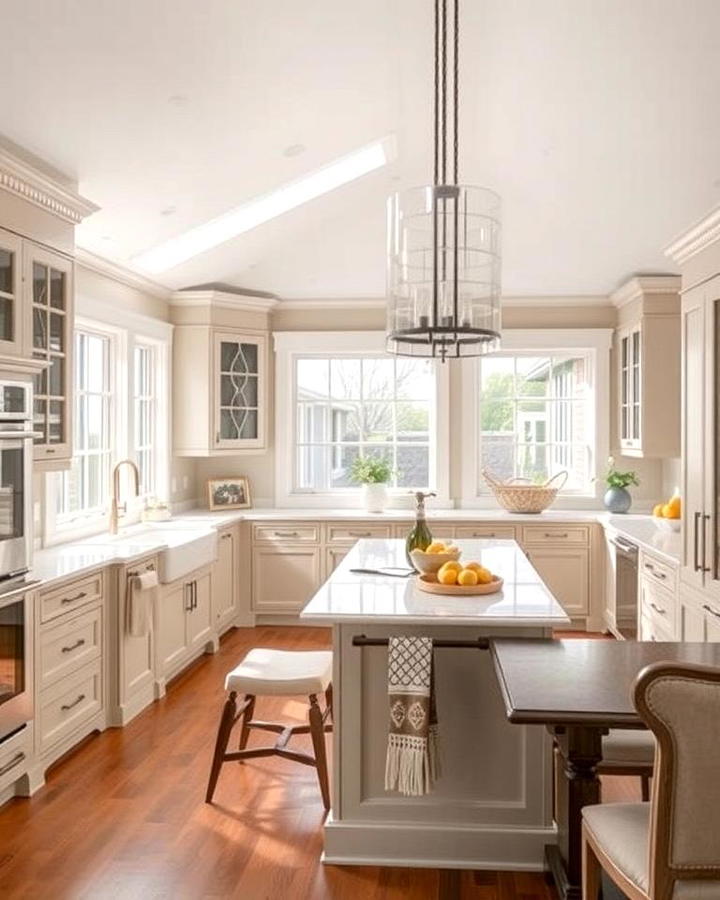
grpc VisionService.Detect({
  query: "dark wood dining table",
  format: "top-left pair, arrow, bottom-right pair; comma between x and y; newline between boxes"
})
490,638 -> 720,900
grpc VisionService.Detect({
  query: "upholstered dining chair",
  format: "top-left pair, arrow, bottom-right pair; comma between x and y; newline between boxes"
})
582,662 -> 720,900
599,729 -> 655,801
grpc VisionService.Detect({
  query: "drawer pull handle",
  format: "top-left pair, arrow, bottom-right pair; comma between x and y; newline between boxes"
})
128,563 -> 155,577
348,531 -> 372,538
273,531 -> 300,537
474,532 -> 495,538
0,752 -> 25,778
61,638 -> 86,654
649,602 -> 666,616
544,532 -> 569,538
703,604 -> 720,620
644,563 -> 667,580
61,591 -> 87,605
61,693 -> 86,712
220,533 -> 232,540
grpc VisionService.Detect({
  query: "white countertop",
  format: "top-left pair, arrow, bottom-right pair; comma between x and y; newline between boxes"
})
26,506 -> 680,591
300,538 -> 571,626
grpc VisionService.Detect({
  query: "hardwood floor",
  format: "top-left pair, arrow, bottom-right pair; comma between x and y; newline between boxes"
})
0,626 -> 636,899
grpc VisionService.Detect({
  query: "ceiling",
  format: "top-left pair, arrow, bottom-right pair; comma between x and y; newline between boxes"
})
3,0 -> 720,299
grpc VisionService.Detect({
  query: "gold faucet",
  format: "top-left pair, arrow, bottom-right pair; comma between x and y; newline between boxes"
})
109,459 -> 140,535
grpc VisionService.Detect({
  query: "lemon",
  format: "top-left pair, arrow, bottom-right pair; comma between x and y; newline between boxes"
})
438,560 -> 462,575
426,541 -> 447,554
463,561 -> 482,573
474,566 -> 494,585
437,567 -> 458,586
652,503 -> 664,517
665,496 -> 681,519
457,568 -> 479,586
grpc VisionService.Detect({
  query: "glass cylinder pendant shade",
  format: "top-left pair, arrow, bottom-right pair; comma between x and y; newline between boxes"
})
386,184 -> 502,359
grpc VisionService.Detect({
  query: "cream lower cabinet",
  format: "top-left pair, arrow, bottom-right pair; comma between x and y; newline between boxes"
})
520,525 -> 591,620
212,526 -> 240,633
156,565 -> 214,689
252,545 -> 322,614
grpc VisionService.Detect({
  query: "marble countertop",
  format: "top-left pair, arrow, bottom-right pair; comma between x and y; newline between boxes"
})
300,539 -> 571,626
601,514 -> 681,564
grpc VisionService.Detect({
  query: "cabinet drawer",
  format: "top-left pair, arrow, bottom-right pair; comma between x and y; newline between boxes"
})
38,659 -> 102,751
326,523 -> 392,543
39,606 -> 102,690
455,525 -> 516,540
0,724 -> 30,793
640,553 -> 677,593
521,525 -> 590,546
639,611 -> 674,643
39,571 -> 103,623
252,524 -> 320,544
640,579 -> 677,640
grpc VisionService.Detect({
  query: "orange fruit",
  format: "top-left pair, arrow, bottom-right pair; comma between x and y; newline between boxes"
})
652,503 -> 664,517
666,496 -> 681,519
437,567 -> 458,586
457,568 -> 479,586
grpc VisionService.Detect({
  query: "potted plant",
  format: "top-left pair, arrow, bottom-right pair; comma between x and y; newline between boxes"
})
602,457 -> 640,513
350,456 -> 393,513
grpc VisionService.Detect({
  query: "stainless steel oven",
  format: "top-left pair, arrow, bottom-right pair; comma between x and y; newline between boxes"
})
0,590 -> 32,740
0,380 -> 38,588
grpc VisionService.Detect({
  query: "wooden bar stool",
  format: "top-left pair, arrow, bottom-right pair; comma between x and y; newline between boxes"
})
205,648 -> 333,810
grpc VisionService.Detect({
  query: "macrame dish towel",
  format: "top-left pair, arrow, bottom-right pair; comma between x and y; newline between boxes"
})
385,636 -> 440,796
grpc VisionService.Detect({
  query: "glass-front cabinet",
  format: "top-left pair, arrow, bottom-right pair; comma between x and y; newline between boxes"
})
619,324 -> 641,451
212,331 -> 266,451
0,228 -> 24,357
25,243 -> 73,466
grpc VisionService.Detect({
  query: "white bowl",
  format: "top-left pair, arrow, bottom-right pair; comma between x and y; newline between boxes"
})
409,546 -> 461,574
653,517 -> 680,533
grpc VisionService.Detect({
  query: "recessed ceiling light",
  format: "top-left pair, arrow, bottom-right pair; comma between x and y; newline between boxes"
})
132,136 -> 395,274
283,143 -> 306,158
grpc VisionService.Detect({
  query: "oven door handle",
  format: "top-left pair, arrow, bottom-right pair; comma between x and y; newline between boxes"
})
0,430 -> 44,440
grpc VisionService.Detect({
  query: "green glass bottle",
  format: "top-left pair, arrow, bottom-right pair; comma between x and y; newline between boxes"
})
406,490 -> 437,568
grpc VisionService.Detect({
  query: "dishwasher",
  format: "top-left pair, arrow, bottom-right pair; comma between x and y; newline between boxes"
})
609,534 -> 639,639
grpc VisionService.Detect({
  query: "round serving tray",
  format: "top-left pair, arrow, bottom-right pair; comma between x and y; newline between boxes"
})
415,573 -> 504,596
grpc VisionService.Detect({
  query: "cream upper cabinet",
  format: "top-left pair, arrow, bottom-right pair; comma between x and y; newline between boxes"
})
212,331 -> 266,451
170,291 -> 274,457
0,228 -> 24,357
611,276 -> 681,459
25,242 -> 74,468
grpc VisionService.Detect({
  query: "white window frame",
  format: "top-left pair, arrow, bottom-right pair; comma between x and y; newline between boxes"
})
274,331 -> 451,508
43,297 -> 172,546
460,329 -> 612,508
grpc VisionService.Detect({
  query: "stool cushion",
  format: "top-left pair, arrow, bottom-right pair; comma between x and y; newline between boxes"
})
601,729 -> 656,766
583,802 -> 650,892
225,648 -> 333,696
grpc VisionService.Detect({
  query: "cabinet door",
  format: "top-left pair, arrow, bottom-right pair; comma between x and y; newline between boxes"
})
212,529 -> 238,629
158,581 -> 190,674
619,327 -> 641,451
325,545 -> 351,578
681,290 -> 706,588
525,546 -> 589,617
188,571 -> 213,647
252,546 -> 321,613
680,595 -> 706,641
0,228 -> 24,356
25,243 -> 73,465
213,331 -> 266,451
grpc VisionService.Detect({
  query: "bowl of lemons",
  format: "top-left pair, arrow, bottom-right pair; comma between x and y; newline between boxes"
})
652,494 -> 681,532
416,559 -> 504,596
409,541 -> 462,574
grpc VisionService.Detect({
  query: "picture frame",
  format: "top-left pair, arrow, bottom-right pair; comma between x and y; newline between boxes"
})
207,476 -> 252,511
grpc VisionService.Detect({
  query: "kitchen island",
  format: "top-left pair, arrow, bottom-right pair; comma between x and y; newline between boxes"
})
300,538 -> 570,871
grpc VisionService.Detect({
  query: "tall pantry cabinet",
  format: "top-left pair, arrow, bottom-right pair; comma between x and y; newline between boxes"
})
668,207 -> 720,635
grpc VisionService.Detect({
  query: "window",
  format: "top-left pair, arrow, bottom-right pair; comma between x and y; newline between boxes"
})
54,329 -> 113,521
478,354 -> 593,492
45,303 -> 171,543
274,332 -> 450,507
133,344 -> 157,495
296,356 -> 434,490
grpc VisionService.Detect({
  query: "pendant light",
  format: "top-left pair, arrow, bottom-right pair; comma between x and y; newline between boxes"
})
386,0 -> 502,360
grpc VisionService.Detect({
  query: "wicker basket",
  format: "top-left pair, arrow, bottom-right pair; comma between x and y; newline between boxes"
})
482,469 -> 569,514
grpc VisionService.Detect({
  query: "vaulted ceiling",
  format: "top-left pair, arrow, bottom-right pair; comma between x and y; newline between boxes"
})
3,0 -> 720,298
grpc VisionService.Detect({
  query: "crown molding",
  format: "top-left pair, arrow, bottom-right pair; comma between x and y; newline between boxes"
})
275,297 -> 385,310
665,205 -> 720,265
502,294 -> 610,308
610,275 -> 681,308
75,248 -> 172,300
275,294 -> 612,311
170,289 -> 278,312
0,147 -> 98,225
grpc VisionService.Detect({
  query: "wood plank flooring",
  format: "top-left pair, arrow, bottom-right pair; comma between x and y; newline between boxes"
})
0,625 -> 635,899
